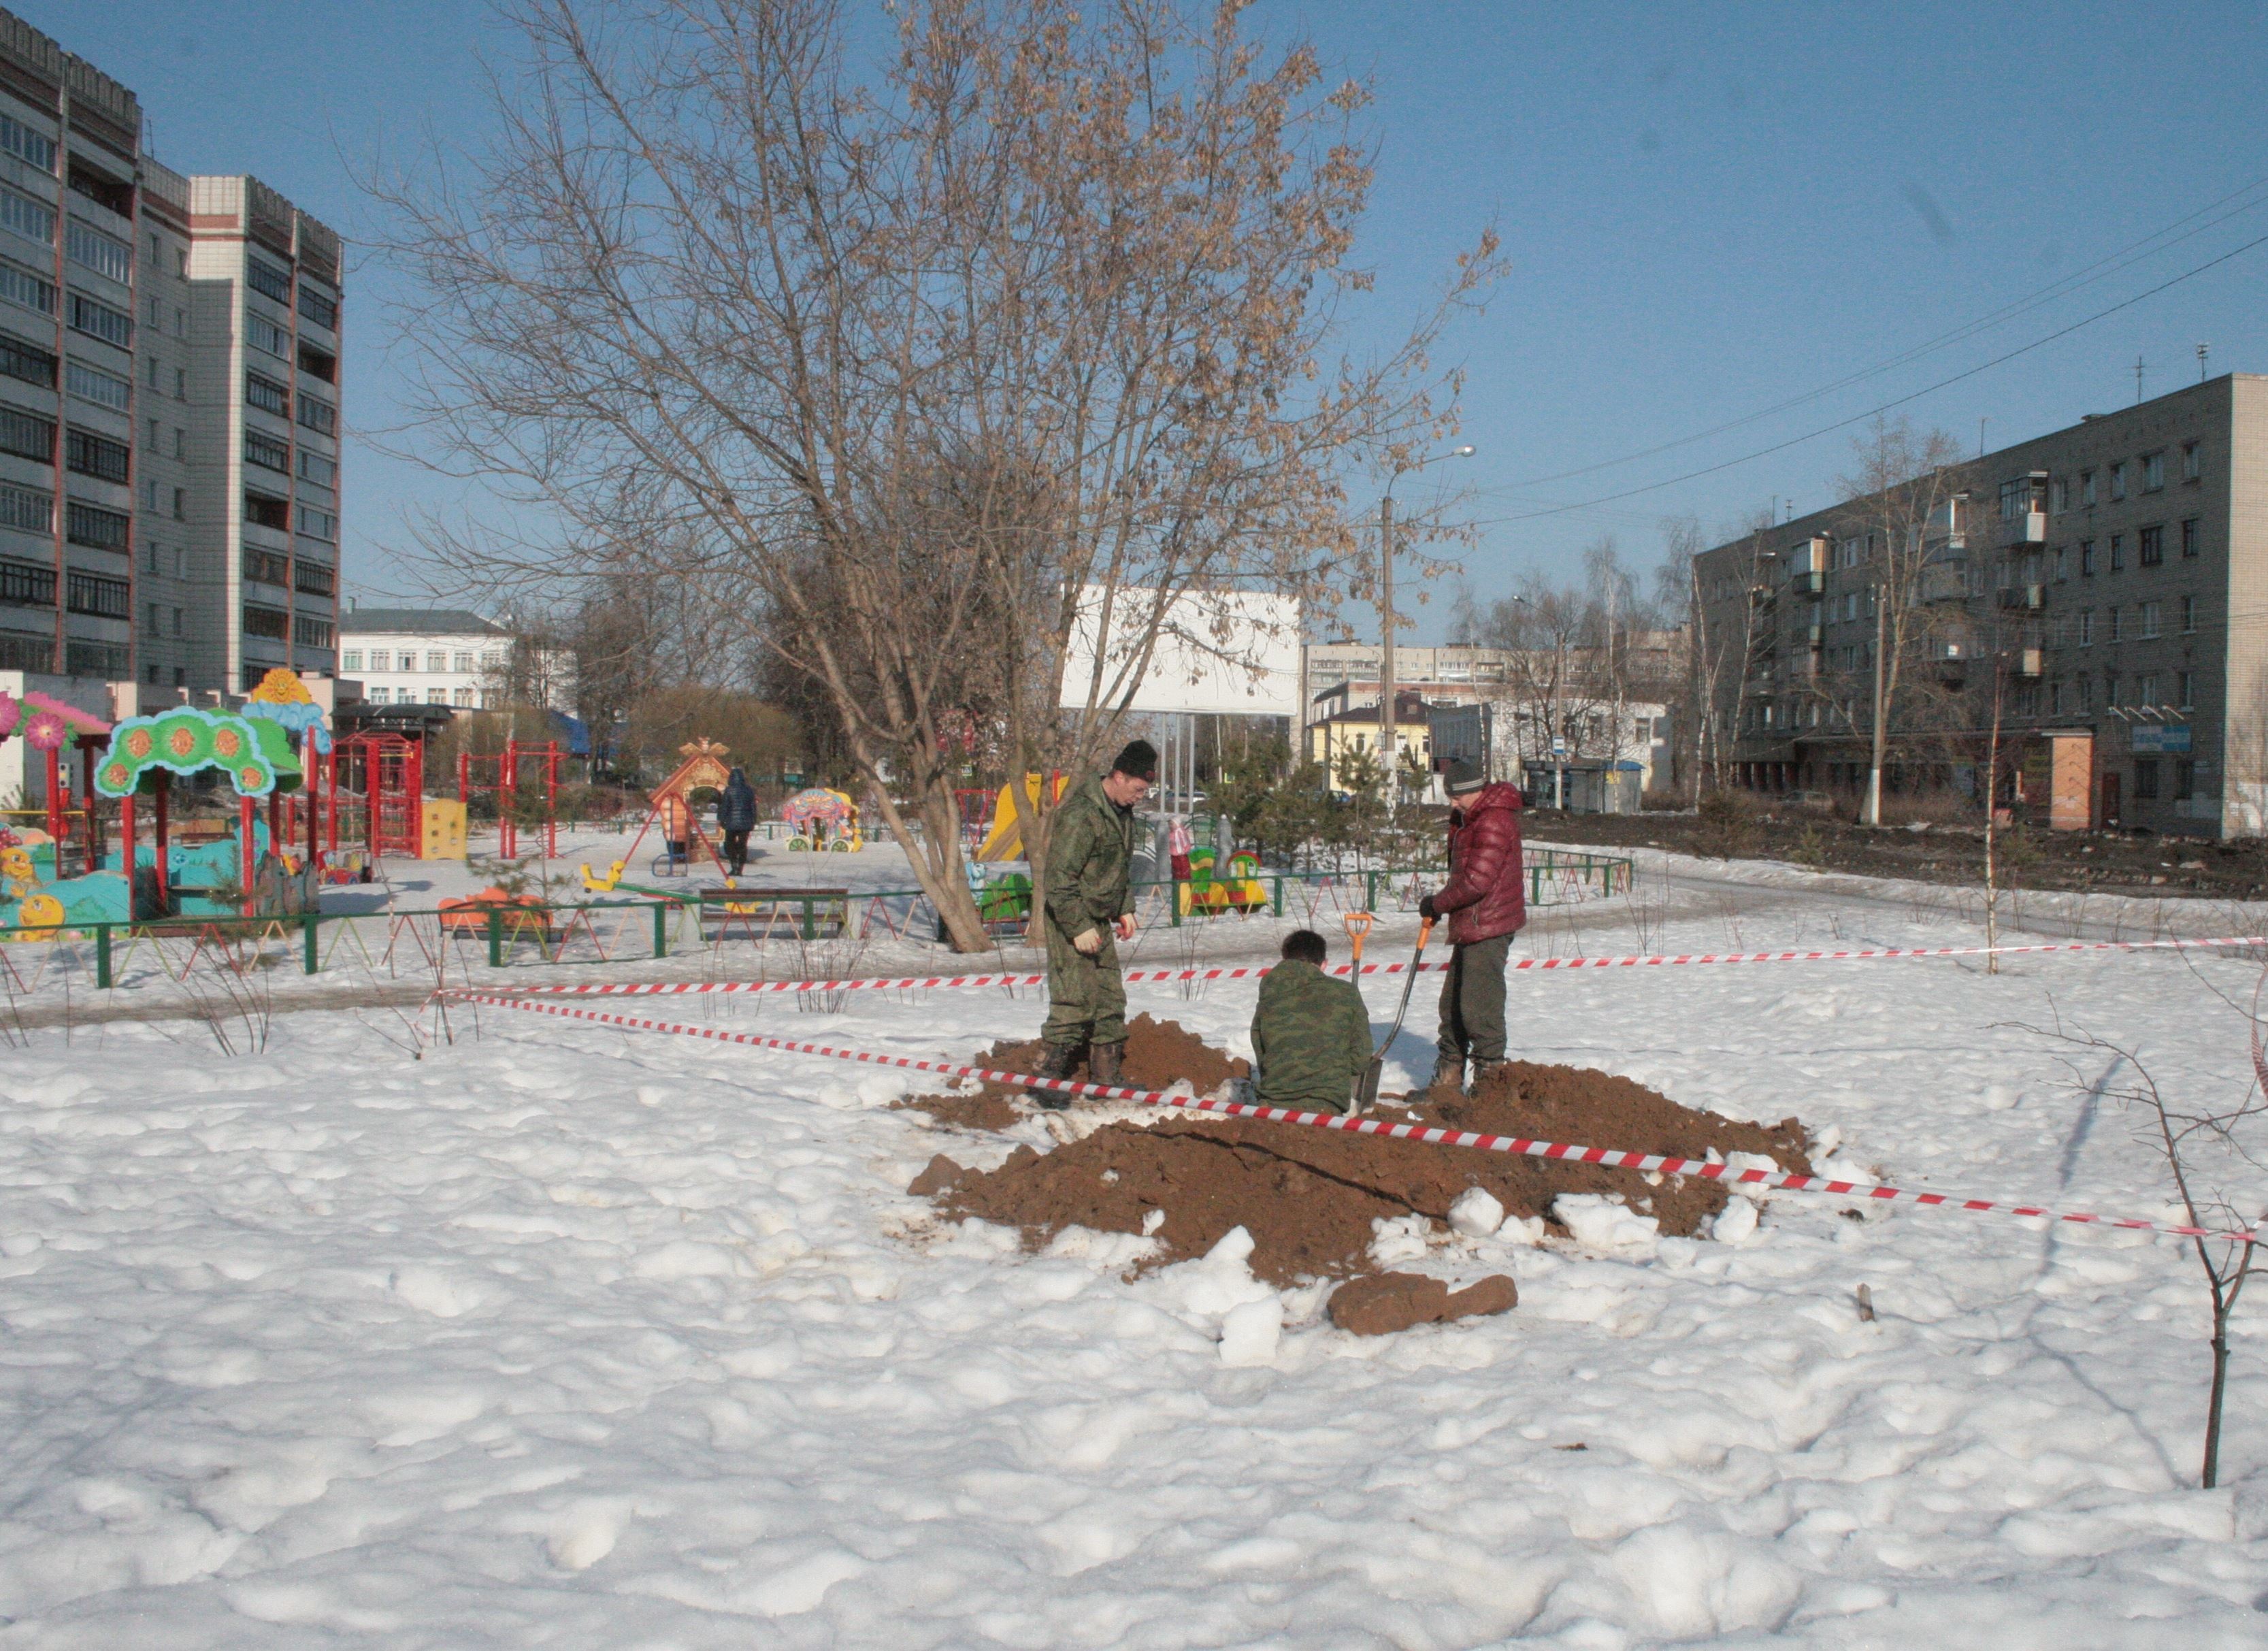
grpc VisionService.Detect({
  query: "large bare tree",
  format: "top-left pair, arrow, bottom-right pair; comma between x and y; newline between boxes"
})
372,0 -> 1498,949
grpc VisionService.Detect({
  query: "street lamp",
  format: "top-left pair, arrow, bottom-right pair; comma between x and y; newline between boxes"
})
1378,445 -> 1476,804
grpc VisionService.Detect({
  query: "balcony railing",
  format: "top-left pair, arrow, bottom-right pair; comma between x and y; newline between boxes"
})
1999,509 -> 2047,547
1787,569 -> 1824,595
1996,584 -> 2045,610
1919,562 -> 1968,603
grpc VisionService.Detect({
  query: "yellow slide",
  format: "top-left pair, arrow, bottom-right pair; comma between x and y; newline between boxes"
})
974,773 -> 1066,862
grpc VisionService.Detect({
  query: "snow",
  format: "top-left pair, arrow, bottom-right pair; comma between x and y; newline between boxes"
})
3,853 -> 2268,1643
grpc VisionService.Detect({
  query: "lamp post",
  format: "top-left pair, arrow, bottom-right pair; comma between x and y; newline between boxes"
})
1378,445 -> 1475,806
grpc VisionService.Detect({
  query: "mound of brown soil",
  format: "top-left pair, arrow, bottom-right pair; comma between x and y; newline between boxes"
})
1330,1272 -> 1518,1336
895,1012 -> 1247,1130
915,1056 -> 1811,1288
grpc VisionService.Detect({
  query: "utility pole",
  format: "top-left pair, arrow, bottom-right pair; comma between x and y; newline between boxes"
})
2198,342 -> 2210,382
1378,491 -> 1396,802
2135,355 -> 2147,404
1865,570 -> 1887,826
1977,416 -> 1988,459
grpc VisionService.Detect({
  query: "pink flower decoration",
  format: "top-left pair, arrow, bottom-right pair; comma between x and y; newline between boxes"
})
23,710 -> 66,751
0,691 -> 18,739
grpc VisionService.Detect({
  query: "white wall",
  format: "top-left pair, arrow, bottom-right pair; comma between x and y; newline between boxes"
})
1059,587 -> 1300,717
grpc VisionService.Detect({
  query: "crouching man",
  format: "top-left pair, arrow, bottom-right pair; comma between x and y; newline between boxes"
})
1249,930 -> 1374,1115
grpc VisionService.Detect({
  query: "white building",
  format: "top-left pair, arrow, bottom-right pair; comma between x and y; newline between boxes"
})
338,608 -> 513,710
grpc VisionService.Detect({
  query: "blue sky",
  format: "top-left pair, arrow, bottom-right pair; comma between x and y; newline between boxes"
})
42,0 -> 2268,640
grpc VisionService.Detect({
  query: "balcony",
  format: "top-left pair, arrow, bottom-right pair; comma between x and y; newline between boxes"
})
2013,647 -> 2044,679
1788,569 -> 1824,595
1999,509 -> 2047,548
1919,561 -> 1969,603
1996,584 -> 2045,610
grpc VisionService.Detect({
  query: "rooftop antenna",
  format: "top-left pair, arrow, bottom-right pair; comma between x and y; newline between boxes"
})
1977,416 -> 1989,458
2198,342 -> 2210,382
2134,355 -> 2146,404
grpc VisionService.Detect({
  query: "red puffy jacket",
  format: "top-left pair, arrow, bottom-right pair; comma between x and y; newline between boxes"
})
1429,782 -> 1526,945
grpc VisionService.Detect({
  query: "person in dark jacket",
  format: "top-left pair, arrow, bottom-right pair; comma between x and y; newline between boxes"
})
1250,930 -> 1373,1115
1418,759 -> 1527,1094
1030,739 -> 1154,1104
717,766 -> 759,876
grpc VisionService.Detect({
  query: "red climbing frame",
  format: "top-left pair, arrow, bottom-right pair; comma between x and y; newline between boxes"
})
338,731 -> 424,859
459,738 -> 561,859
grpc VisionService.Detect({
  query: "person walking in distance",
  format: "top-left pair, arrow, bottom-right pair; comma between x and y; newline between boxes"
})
717,765 -> 758,877
1030,740 -> 1155,1105
1418,759 -> 1526,1094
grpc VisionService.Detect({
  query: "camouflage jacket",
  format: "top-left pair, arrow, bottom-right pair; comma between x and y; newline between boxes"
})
1250,958 -> 1374,1109
1042,775 -> 1135,940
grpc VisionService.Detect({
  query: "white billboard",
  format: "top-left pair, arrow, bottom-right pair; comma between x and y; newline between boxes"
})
1058,587 -> 1301,717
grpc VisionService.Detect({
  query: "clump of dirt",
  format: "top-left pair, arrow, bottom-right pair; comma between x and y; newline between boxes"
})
915,1055 -> 1811,1288
895,1012 -> 1247,1130
1330,1271 -> 1518,1336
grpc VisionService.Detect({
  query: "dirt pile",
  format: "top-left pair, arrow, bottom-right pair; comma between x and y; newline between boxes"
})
914,1054 -> 1812,1288
894,1012 -> 1247,1132
1329,1272 -> 1518,1336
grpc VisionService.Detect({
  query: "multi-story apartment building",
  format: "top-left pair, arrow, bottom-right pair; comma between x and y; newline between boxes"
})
1693,373 -> 2267,836
0,6 -> 342,703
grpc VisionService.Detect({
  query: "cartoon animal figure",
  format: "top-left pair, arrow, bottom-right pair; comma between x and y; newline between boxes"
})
10,892 -> 65,939
0,844 -> 37,901
579,859 -> 625,893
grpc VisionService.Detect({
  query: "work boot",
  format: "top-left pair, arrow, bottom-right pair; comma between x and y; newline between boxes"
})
1027,1042 -> 1082,1110
1428,1055 -> 1467,1096
1088,1041 -> 1126,1092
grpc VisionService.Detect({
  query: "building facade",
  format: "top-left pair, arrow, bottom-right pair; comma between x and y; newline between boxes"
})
339,609 -> 512,710
1693,373 -> 2266,836
0,7 -> 342,702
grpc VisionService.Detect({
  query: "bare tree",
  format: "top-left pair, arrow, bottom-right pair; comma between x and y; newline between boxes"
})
370,0 -> 1498,951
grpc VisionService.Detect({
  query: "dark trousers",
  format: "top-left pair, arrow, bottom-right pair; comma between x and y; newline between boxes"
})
723,830 -> 750,875
1436,932 -> 1511,1064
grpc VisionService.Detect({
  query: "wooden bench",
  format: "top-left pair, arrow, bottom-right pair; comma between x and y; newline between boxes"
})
697,885 -> 849,941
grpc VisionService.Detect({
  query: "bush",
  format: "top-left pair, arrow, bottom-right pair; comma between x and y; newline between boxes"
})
1693,788 -> 1760,860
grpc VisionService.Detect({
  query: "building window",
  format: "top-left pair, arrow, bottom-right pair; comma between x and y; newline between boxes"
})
65,500 -> 130,551
0,331 -> 56,389
480,650 -> 505,670
65,428 -> 129,483
298,283 -> 338,330
294,614 -> 333,649
298,343 -> 336,383
2105,671 -> 2120,707
171,487 -> 185,520
2051,476 -> 2068,514
2175,759 -> 2196,800
295,505 -> 337,541
174,366 -> 185,400
2133,757 -> 2160,800
2181,517 -> 2200,558
171,606 -> 182,638
426,687 -> 447,706
0,480 -> 52,534
294,560 -> 335,596
2107,606 -> 2122,643
453,651 -> 474,672
2110,461 -> 2127,501
297,449 -> 336,486
242,603 -> 289,640
2080,470 -> 2096,506
2178,670 -> 2195,709
0,258 -> 55,317
65,291 -> 131,348
246,311 -> 291,359
2109,534 -> 2124,572
0,184 -> 52,248
297,394 -> 337,436
2077,608 -> 2094,647
244,491 -> 291,532
2077,676 -> 2093,712
244,427 -> 291,474
65,219 -> 132,283
2080,540 -> 2095,576
426,649 -> 446,673
2142,451 -> 2165,492
342,649 -> 363,671
246,258 -> 293,305
2182,594 -> 2197,634
0,402 -> 52,463
2052,546 -> 2069,582
65,569 -> 129,619
454,687 -> 474,707
243,546 -> 290,587
2184,440 -> 2201,482
2139,672 -> 2159,705
0,558 -> 54,604
2138,525 -> 2163,566
0,112 -> 56,174
244,371 -> 291,418
64,639 -> 127,678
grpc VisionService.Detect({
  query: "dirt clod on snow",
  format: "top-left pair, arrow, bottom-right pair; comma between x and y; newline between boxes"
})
1330,1271 -> 1518,1336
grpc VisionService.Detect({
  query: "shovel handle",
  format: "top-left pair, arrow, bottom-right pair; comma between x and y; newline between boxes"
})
1345,910 -> 1373,966
1416,914 -> 1435,951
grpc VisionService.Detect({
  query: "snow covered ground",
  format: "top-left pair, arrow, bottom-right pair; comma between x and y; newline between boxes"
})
4,864 -> 2268,1646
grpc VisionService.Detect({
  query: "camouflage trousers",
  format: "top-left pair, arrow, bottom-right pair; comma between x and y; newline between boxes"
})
1041,922 -> 1127,1049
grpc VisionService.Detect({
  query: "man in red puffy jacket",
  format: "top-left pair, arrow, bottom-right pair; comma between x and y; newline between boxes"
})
1417,759 -> 1526,1094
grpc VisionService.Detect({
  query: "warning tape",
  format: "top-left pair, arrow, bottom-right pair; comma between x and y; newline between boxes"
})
450,987 -> 2260,1246
463,934 -> 2268,999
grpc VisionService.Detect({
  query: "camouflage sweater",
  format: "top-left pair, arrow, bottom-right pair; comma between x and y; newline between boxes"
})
1250,958 -> 1374,1111
1042,775 -> 1135,940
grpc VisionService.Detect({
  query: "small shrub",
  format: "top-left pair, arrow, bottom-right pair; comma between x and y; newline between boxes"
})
1694,789 -> 1760,860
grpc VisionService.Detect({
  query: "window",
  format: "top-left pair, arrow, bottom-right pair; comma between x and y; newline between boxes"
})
296,505 -> 337,541
426,687 -> 447,706
298,283 -> 338,329
65,291 -> 131,348
171,486 -> 184,520
2109,534 -> 2124,572
246,258 -> 293,305
2133,757 -> 2160,801
480,650 -> 505,670
297,449 -> 336,486
65,219 -> 131,283
2175,759 -> 2196,801
342,649 -> 363,671
2080,540 -> 2095,576
0,259 -> 55,316
2138,525 -> 2163,566
244,427 -> 291,474
2108,606 -> 2123,643
2139,672 -> 2159,706
297,344 -> 335,384
2142,451 -> 2165,492
2078,676 -> 2094,712
294,614 -> 333,649
0,402 -> 52,463
65,429 -> 129,483
453,651 -> 474,672
246,311 -> 291,359
2052,477 -> 2068,514
242,546 -> 290,587
367,686 -> 389,704
174,367 -> 184,400
2080,470 -> 2097,506
243,603 -> 289,640
2078,608 -> 2094,647
65,500 -> 129,550
2139,601 -> 2160,639
2184,440 -> 2201,482
0,112 -> 56,174
2182,517 -> 2200,558
244,371 -> 291,417
144,540 -> 159,574
59,361 -> 128,417
426,649 -> 446,672
2182,594 -> 2198,634
174,427 -> 185,461
2179,670 -> 2195,708
2052,546 -> 2069,582
294,560 -> 335,596
0,558 -> 53,604
0,184 -> 52,248
2110,461 -> 2127,501
64,639 -> 127,678
454,687 -> 474,707
297,394 -> 335,436
0,480 -> 52,534
0,331 -> 55,389
65,570 -> 129,619
244,491 -> 290,532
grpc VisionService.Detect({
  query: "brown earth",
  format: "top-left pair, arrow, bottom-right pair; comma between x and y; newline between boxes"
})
910,1032 -> 1811,1286
894,1012 -> 1249,1132
1330,1271 -> 1519,1336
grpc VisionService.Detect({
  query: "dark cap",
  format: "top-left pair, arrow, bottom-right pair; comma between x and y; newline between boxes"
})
1111,739 -> 1159,782
1444,757 -> 1487,796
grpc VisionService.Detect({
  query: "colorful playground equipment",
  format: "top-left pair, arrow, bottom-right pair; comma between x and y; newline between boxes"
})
459,738 -> 563,859
604,738 -> 734,883
971,773 -> 1064,862
783,786 -> 861,851
1178,843 -> 1270,917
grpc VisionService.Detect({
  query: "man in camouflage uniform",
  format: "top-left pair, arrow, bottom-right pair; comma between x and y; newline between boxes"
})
1030,740 -> 1155,1105
1249,930 -> 1373,1115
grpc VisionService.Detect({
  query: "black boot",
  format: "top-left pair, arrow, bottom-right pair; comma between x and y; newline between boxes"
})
1428,1054 -> 1467,1096
1088,1041 -> 1125,1093
1028,1042 -> 1082,1109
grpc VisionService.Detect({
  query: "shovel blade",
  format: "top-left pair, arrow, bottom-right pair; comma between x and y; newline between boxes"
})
1354,1054 -> 1384,1114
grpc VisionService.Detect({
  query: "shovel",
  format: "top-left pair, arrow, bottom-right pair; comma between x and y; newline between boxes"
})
1353,913 -> 1434,1115
1343,910 -> 1373,970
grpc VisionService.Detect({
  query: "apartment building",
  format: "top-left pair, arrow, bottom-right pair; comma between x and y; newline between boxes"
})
1693,373 -> 2267,836
339,608 -> 512,710
0,7 -> 342,702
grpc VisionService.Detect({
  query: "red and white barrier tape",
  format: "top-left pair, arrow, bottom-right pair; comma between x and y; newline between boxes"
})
464,934 -> 2268,999
450,987 -> 2259,1246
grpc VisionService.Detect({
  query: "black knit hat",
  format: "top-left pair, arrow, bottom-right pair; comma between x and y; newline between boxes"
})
1444,757 -> 1487,796
1111,738 -> 1160,781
